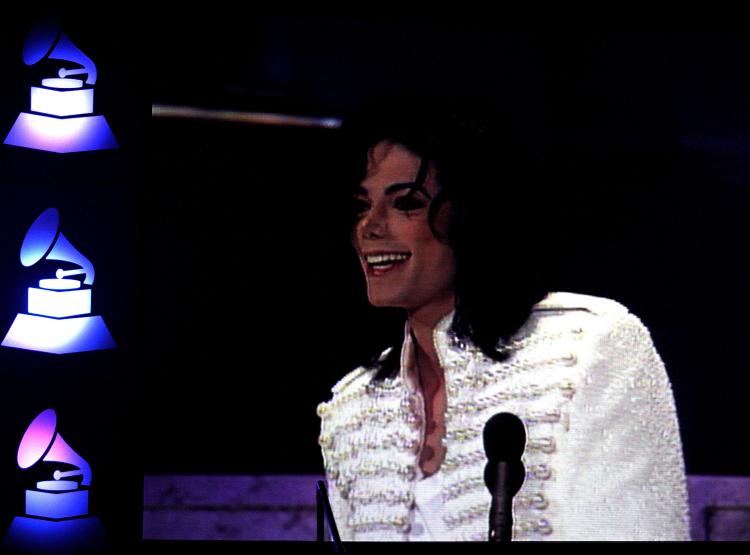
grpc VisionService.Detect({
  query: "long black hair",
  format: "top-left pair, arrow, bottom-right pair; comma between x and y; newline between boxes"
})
341,96 -> 552,381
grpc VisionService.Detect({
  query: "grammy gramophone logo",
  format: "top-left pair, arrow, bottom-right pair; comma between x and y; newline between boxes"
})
2,409 -> 106,553
3,20 -> 118,153
1,207 -> 115,354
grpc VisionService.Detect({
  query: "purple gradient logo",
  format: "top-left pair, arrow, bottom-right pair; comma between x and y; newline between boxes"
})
2,409 -> 107,553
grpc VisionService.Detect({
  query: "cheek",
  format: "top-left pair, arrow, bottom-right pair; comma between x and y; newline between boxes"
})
434,247 -> 457,278
405,219 -> 446,253
433,202 -> 453,240
416,237 -> 456,276
350,221 -> 364,249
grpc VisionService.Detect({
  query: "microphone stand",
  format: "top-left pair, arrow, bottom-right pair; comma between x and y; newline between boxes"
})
487,461 -> 513,542
316,480 -> 345,553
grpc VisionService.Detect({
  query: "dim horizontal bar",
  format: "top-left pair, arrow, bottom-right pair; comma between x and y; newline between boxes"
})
151,104 -> 342,129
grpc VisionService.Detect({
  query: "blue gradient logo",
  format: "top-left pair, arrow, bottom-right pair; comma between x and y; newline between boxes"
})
1,208 -> 115,354
2,409 -> 107,553
3,20 -> 118,153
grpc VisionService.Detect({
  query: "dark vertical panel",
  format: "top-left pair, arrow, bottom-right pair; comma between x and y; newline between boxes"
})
0,7 -> 144,551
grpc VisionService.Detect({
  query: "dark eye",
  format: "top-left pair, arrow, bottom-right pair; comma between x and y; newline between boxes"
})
394,195 -> 426,212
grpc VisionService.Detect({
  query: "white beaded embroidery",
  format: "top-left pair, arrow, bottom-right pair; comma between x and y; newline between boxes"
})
318,293 -> 689,541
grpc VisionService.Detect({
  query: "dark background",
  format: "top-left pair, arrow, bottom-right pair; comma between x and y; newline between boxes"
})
0,19 -> 748,549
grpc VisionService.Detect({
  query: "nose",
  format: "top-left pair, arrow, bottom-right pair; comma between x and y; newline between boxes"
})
359,204 -> 388,240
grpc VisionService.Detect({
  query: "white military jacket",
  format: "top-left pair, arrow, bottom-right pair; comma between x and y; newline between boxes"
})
317,292 -> 690,541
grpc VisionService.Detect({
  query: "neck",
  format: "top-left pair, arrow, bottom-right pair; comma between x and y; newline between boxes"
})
407,295 -> 455,374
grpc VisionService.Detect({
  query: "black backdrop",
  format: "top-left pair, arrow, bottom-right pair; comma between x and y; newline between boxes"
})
0,19 -> 748,549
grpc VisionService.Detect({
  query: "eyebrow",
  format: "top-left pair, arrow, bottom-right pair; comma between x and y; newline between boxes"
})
355,182 -> 433,199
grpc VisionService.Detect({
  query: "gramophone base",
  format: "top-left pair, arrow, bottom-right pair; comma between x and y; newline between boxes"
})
2,516 -> 106,554
1,313 -> 115,354
3,112 -> 118,153
26,488 -> 89,520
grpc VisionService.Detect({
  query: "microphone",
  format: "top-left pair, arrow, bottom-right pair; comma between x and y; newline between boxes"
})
483,412 -> 526,542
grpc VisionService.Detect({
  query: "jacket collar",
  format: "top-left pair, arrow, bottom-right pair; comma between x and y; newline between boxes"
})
398,295 -> 556,390
399,310 -> 458,393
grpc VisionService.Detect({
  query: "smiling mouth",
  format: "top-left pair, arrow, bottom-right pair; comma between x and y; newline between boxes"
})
363,252 -> 412,276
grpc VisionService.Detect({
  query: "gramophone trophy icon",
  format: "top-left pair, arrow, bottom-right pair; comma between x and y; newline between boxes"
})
1,207 -> 116,354
2,409 -> 106,553
3,20 -> 118,153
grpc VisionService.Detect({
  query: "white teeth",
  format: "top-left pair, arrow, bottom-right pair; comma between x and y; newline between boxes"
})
365,253 -> 410,264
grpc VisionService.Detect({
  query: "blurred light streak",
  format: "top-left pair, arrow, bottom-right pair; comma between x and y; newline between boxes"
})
151,104 -> 342,129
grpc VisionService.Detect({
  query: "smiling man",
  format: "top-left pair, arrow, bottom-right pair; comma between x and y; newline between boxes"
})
317,99 -> 689,541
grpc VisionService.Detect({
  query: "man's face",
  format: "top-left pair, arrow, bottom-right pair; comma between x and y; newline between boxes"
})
352,141 -> 456,314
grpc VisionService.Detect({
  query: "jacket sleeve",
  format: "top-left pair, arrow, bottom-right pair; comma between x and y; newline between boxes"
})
318,401 -> 353,541
549,310 -> 690,540
324,472 -> 353,542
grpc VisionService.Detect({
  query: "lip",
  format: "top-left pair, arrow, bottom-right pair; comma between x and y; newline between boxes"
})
361,250 -> 412,257
360,250 -> 412,278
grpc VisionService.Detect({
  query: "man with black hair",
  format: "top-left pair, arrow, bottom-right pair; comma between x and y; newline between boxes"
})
318,100 -> 689,541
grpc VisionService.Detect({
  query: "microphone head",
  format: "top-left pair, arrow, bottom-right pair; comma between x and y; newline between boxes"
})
483,412 -> 526,463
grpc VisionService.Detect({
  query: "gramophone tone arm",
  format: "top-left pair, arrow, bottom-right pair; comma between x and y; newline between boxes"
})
58,67 -> 87,78
56,268 -> 86,279
54,468 -> 83,480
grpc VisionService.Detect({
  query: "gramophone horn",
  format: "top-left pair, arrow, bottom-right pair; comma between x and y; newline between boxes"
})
21,20 -> 97,84
22,20 -> 61,66
44,433 -> 92,487
16,408 -> 92,487
20,208 -> 60,267
20,207 -> 95,285
17,408 -> 57,469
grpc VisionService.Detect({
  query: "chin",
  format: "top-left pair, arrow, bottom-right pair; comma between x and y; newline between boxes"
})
367,297 -> 398,308
366,292 -> 407,308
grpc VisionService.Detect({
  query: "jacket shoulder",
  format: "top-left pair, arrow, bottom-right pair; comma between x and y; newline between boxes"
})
331,364 -> 377,395
330,345 -> 394,395
316,361 -> 379,422
533,291 -> 630,318
527,291 -> 652,346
